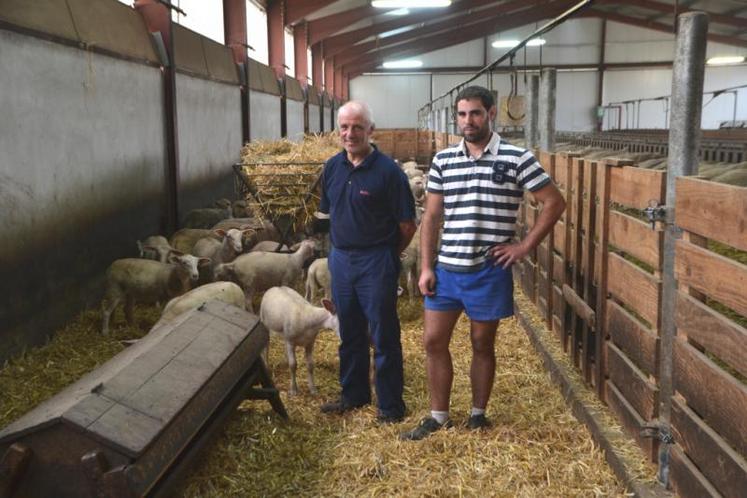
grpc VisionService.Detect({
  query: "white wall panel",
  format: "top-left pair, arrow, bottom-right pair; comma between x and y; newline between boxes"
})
702,65 -> 747,128
309,104 -> 321,134
349,74 -> 430,128
286,99 -> 305,142
420,39 -> 484,68
556,70 -> 598,131
249,91 -> 281,140
605,21 -> 674,63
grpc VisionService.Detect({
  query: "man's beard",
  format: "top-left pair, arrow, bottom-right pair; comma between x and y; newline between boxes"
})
462,125 -> 490,143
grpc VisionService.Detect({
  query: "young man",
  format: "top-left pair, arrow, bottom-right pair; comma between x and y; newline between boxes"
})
401,86 -> 565,440
318,101 -> 417,423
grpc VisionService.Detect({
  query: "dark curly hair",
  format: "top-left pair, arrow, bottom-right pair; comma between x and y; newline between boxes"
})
454,86 -> 495,111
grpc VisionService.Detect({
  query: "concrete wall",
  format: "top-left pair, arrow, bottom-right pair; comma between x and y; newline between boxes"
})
176,73 -> 242,217
350,74 -> 431,128
286,99 -> 305,142
0,29 -> 165,361
309,104 -> 321,134
249,90 -> 281,140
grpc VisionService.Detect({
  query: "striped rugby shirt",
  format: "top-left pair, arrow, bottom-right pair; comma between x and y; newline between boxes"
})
427,132 -> 551,272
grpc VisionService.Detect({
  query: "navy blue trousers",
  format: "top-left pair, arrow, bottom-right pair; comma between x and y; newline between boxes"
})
328,245 -> 405,418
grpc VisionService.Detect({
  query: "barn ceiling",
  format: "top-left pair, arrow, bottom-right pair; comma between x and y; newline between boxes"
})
277,0 -> 747,77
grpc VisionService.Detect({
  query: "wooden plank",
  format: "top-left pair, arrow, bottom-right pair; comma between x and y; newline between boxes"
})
673,336 -> 747,457
526,203 -> 538,228
562,284 -> 596,329
552,284 -> 563,320
606,343 -> 658,420
523,260 -> 536,302
581,160 -> 598,384
672,397 -> 747,498
675,239 -> 747,318
537,242 -> 551,272
553,220 -> 566,258
675,291 -> 747,379
609,210 -> 662,270
607,252 -> 661,328
553,154 -> 569,189
676,176 -> 747,252
552,253 -> 564,285
537,296 -> 548,318
609,166 -> 665,209
606,300 -> 659,376
605,381 -> 654,460
537,270 -> 549,304
594,163 -> 613,399
670,445 -> 722,498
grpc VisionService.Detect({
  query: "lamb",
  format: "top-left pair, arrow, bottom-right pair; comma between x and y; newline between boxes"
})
259,286 -> 337,395
182,203 -> 232,229
214,239 -> 316,311
400,224 -> 422,299
101,251 -> 210,335
155,281 -> 245,327
212,218 -> 281,248
409,175 -> 426,204
170,228 -> 217,253
250,240 -> 290,252
191,228 -> 257,276
136,235 -> 175,263
305,257 -> 331,304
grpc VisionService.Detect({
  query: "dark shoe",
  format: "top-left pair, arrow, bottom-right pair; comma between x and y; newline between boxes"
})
399,417 -> 452,441
320,398 -> 366,414
376,413 -> 404,425
466,414 -> 491,430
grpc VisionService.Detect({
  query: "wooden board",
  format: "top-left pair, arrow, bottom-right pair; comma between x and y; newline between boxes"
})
553,221 -> 566,258
670,445 -> 722,498
607,252 -> 661,328
608,211 -> 662,270
675,176 -> 747,252
522,260 -> 536,302
537,243 -> 551,272
606,343 -> 658,420
675,239 -> 747,318
672,397 -> 747,498
606,300 -> 658,376
605,381 -> 654,460
675,291 -> 747,379
673,336 -> 747,457
609,166 -> 665,209
526,203 -> 538,228
552,253 -> 564,285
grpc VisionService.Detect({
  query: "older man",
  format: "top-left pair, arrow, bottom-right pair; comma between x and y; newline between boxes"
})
318,101 -> 417,423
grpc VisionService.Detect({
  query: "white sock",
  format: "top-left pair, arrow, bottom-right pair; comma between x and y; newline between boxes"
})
431,410 -> 449,425
471,407 -> 486,417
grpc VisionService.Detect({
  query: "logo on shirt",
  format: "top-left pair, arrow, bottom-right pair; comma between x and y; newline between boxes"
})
359,190 -> 371,196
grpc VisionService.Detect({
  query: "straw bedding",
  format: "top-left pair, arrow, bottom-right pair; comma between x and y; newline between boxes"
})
0,291 -> 652,497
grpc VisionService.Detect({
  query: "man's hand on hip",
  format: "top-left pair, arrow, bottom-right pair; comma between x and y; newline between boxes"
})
488,242 -> 529,269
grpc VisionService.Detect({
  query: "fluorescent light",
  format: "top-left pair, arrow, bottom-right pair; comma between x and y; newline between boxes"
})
387,8 -> 410,15
492,38 -> 546,49
707,55 -> 745,66
383,59 -> 423,69
372,1 -> 451,8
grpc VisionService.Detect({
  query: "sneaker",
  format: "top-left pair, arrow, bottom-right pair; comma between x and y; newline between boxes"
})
399,417 -> 452,441
320,398 -> 366,415
466,414 -> 491,430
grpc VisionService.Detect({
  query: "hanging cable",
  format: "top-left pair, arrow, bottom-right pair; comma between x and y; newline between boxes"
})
506,54 -> 526,122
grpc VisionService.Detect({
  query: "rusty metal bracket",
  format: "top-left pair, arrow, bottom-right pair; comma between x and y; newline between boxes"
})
643,200 -> 670,230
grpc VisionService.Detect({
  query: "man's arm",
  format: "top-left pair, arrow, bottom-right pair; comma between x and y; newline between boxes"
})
489,182 -> 565,268
398,220 -> 417,253
418,192 -> 444,296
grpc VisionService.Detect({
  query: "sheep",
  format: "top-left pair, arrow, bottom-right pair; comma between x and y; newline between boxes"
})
155,281 -> 245,327
170,228 -> 217,254
182,203 -> 232,229
136,235 -> 175,263
305,257 -> 331,303
101,251 -> 210,335
250,240 -> 290,252
212,218 -> 281,248
214,239 -> 316,312
260,286 -> 338,395
400,223 -> 422,299
409,175 -> 426,205
231,199 -> 251,218
191,228 -> 256,274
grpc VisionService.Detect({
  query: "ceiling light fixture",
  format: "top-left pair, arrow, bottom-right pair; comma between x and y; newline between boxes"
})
492,38 -> 546,49
372,1 -> 451,8
387,8 -> 410,15
706,55 -> 745,66
383,59 -> 423,69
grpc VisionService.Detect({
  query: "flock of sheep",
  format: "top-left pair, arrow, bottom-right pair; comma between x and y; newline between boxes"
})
99,160 -> 429,395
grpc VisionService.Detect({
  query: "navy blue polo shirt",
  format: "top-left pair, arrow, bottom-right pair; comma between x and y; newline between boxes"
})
319,147 -> 415,250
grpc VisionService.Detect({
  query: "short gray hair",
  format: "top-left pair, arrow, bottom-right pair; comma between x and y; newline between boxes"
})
337,100 -> 375,127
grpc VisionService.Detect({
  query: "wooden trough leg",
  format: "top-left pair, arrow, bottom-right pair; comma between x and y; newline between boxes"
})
0,443 -> 31,498
247,359 -> 289,420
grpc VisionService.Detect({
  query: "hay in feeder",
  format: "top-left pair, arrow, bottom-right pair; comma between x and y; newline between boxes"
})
239,134 -> 341,233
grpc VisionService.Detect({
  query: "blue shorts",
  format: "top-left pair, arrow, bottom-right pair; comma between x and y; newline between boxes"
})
424,262 -> 514,322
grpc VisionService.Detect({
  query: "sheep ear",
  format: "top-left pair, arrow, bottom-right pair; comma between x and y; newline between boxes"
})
241,229 -> 255,235
198,257 -> 212,267
321,298 -> 336,315
214,229 -> 226,237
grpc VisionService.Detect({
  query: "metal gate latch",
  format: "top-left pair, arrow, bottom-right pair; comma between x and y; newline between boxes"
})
644,200 -> 667,230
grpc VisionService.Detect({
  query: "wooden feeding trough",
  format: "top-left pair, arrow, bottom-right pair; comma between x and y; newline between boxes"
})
0,301 -> 286,498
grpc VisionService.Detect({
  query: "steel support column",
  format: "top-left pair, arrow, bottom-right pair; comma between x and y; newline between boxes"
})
325,56 -> 335,97
311,43 -> 323,89
223,0 -> 249,143
657,11 -> 708,488
293,22 -> 308,86
539,68 -> 557,152
267,0 -> 286,79
134,0 -> 179,235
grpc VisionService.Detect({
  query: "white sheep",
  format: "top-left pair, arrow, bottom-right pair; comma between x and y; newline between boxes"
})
170,228 -> 217,254
400,224 -> 422,299
136,235 -> 175,263
305,257 -> 331,304
409,175 -> 426,205
155,281 -> 245,327
249,240 -> 290,252
214,239 -> 316,311
101,252 -> 210,335
183,204 -> 232,229
191,228 -> 256,275
260,286 -> 337,395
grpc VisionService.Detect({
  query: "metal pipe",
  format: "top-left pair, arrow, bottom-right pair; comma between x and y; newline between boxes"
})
539,68 -> 557,151
526,74 -> 540,149
659,10 -> 708,489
